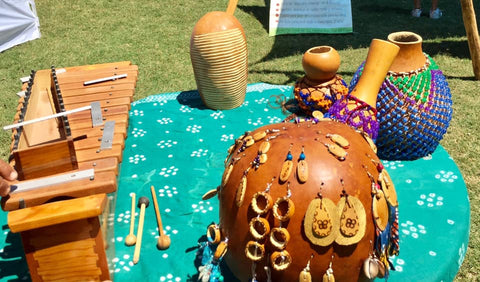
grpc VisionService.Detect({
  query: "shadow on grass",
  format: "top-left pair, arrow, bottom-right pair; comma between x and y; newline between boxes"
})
239,0 -> 473,64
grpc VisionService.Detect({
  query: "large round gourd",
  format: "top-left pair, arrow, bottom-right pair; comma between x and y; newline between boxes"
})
218,119 -> 399,281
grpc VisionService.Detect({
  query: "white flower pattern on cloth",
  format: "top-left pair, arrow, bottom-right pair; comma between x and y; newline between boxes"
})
159,166 -> 178,177
417,193 -> 444,207
157,140 -> 178,148
192,201 -> 214,214
435,170 -> 458,183
157,117 -> 173,124
186,125 -> 202,133
131,127 -> 147,137
382,160 -> 404,170
400,220 -> 427,239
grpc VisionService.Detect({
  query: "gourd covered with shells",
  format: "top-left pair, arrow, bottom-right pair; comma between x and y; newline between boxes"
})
210,119 -> 399,281
200,39 -> 401,281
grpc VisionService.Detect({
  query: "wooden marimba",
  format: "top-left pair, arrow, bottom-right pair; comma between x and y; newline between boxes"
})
2,61 -> 137,281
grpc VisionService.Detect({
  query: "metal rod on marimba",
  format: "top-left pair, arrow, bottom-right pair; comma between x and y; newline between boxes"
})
3,105 -> 91,131
83,74 -> 127,86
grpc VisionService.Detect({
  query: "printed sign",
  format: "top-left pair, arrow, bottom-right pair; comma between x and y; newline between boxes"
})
269,0 -> 353,36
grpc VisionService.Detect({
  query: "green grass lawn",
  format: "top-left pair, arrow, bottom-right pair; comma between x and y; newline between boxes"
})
0,0 -> 478,280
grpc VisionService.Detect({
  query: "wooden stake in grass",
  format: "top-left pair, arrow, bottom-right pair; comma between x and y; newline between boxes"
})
460,0 -> 480,79
133,196 -> 149,264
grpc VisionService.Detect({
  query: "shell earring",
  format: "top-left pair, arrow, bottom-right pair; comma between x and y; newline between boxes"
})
299,254 -> 313,281
322,255 -> 335,282
297,146 -> 308,183
280,144 -> 294,182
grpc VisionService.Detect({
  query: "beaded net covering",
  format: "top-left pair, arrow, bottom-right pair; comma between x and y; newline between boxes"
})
326,95 -> 379,139
349,54 -> 453,160
294,75 -> 348,114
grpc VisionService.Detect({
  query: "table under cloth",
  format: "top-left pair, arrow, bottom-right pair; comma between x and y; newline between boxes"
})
0,83 -> 470,282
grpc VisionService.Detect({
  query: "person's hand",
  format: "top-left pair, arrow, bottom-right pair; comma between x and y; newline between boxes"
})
0,160 -> 17,197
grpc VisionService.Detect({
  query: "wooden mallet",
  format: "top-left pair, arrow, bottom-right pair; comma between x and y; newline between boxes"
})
150,185 -> 171,250
133,196 -> 149,264
125,193 -> 137,246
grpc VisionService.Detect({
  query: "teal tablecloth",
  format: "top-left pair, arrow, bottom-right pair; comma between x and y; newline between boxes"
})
0,83 -> 470,282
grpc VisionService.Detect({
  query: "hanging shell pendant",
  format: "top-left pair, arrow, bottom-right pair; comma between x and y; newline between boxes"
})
225,144 -> 235,165
259,140 -> 271,154
299,269 -> 312,282
325,143 -> 347,161
236,173 -> 248,207
259,153 -> 268,164
214,240 -> 228,260
273,196 -> 295,222
280,160 -> 293,182
206,223 -> 221,244
251,191 -> 273,215
245,241 -> 265,262
304,198 -> 339,246
280,148 -> 294,182
335,195 -> 366,245
249,217 -> 271,240
253,130 -> 267,141
297,160 -> 308,183
372,190 -> 389,231
222,163 -> 233,187
312,199 -> 333,237
270,250 -> 292,271
379,170 -> 398,207
244,135 -> 255,147
363,256 -> 380,279
339,198 -> 359,237
269,227 -> 290,250
202,187 -> 219,200
327,134 -> 350,149
362,132 -> 377,153
322,266 -> 335,282
297,147 -> 308,183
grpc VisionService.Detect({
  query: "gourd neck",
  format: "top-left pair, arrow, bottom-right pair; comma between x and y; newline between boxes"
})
387,31 -> 426,73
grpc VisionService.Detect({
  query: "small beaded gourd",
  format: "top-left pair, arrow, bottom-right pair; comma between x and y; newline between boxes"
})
294,46 -> 348,114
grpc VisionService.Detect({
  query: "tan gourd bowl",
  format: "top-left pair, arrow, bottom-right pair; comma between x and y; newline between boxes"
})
219,120 -> 395,281
302,46 -> 341,81
190,11 -> 248,110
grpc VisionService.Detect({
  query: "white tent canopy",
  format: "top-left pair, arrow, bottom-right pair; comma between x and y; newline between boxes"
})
0,0 -> 40,53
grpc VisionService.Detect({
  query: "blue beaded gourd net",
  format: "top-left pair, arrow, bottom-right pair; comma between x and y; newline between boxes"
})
349,54 -> 453,160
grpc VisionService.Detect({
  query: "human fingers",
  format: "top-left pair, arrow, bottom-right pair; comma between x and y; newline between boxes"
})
0,160 -> 17,181
0,179 -> 10,197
